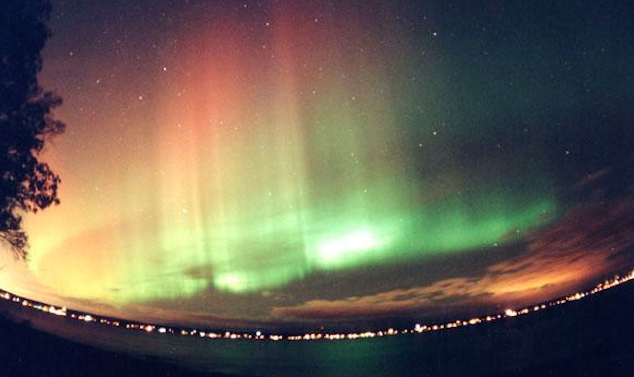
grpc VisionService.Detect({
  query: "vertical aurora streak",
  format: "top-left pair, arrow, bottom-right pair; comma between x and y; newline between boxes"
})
12,1 -> 558,304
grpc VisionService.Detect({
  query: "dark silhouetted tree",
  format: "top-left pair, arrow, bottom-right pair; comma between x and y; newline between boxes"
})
0,0 -> 65,258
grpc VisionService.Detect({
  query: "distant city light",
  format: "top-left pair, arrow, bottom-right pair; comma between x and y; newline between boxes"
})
1,269 -> 633,342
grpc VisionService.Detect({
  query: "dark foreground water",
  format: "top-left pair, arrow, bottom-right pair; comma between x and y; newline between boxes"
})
2,282 -> 634,377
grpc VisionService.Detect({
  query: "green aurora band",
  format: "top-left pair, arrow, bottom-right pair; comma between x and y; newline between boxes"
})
23,3 -> 557,304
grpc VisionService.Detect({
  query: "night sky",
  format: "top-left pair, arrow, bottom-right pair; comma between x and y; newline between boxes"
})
1,0 -> 633,331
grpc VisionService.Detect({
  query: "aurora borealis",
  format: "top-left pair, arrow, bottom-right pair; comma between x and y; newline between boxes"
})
1,0 -> 634,331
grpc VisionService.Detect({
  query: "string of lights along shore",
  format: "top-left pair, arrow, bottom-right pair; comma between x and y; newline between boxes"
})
1,0 -> 633,331
2,270 -> 633,342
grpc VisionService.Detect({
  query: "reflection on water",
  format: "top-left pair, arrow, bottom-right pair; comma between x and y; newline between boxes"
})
4,276 -> 634,377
